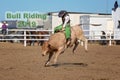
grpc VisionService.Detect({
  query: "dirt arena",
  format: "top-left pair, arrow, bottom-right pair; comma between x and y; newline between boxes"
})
0,42 -> 120,80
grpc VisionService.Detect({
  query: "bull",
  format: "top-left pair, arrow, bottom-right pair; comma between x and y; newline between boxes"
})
41,24 -> 88,67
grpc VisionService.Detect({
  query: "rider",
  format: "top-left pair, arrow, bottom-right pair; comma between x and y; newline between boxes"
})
58,10 -> 71,45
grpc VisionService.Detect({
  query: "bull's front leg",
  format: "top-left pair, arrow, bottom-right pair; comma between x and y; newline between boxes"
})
45,52 -> 54,67
53,48 -> 64,66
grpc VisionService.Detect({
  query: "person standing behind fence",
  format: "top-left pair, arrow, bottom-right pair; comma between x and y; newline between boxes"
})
2,21 -> 8,35
101,31 -> 107,45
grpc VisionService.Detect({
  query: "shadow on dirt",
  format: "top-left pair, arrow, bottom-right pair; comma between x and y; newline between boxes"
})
50,63 -> 88,67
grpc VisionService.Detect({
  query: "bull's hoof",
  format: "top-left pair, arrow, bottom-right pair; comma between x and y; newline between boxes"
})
72,50 -> 75,54
44,64 -> 50,67
44,62 -> 50,67
85,50 -> 88,53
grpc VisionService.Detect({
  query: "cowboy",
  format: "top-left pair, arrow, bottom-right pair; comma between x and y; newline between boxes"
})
54,10 -> 71,46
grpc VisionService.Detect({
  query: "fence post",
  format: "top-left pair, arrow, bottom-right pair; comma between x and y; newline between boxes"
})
109,32 -> 112,46
24,30 -> 27,47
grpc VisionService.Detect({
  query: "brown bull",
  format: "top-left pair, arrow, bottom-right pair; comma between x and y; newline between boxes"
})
41,24 -> 88,67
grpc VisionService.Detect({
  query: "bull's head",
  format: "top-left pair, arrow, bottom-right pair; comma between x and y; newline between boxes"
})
41,41 -> 50,56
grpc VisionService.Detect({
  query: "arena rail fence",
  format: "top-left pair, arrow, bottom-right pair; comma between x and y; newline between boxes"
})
0,29 -> 53,46
0,29 -> 119,46
84,30 -> 117,46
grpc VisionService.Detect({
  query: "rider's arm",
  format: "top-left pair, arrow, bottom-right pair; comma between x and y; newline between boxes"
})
63,15 -> 70,28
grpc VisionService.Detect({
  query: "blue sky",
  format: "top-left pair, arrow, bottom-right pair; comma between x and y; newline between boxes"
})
0,0 -> 119,20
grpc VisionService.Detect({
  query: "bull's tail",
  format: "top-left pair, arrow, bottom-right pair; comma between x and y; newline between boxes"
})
75,24 -> 90,26
74,24 -> 82,26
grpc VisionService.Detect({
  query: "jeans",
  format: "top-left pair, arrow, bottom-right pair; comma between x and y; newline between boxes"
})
54,24 -> 71,39
2,29 -> 7,35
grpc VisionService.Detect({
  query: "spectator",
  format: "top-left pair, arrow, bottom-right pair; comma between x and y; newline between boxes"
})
117,20 -> 120,29
2,21 -> 8,35
100,31 -> 107,45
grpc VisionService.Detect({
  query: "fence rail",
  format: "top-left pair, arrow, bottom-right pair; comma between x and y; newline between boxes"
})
0,29 -> 120,46
0,29 -> 53,46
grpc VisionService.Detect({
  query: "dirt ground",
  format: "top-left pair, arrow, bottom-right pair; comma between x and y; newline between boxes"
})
0,42 -> 120,80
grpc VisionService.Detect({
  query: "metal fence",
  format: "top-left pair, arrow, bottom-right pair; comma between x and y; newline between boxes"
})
84,30 -> 114,46
0,29 -> 119,46
0,29 -> 53,46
